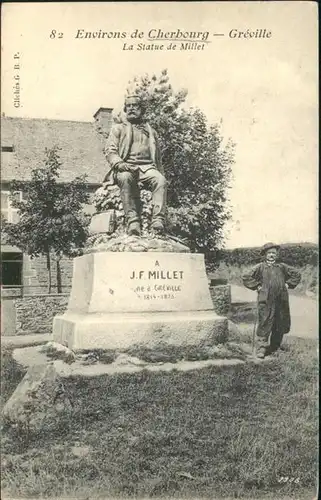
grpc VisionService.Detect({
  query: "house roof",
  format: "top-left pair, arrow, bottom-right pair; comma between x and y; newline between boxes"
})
1,116 -> 109,184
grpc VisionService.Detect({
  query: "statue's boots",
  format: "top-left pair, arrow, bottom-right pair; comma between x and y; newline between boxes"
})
128,221 -> 141,236
151,219 -> 164,233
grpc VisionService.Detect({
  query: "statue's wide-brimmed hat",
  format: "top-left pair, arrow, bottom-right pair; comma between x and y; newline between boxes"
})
261,242 -> 280,254
123,93 -> 144,111
125,92 -> 142,105
125,94 -> 141,102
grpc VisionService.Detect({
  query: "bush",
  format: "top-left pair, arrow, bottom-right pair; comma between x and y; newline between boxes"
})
210,262 -> 318,297
209,243 -> 318,269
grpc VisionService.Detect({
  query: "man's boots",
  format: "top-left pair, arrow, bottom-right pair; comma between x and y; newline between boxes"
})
256,348 -> 266,359
256,345 -> 268,359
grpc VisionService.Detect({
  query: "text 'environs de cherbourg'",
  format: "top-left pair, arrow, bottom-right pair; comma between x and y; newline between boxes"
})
73,28 -> 272,51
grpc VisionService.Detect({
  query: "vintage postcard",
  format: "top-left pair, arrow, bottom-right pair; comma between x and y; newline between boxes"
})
1,2 -> 318,500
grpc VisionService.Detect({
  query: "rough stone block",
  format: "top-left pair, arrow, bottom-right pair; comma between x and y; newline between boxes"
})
2,363 -> 71,430
85,233 -> 190,253
88,211 -> 116,235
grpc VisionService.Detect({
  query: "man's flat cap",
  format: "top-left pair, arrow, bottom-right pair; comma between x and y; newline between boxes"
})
261,242 -> 280,254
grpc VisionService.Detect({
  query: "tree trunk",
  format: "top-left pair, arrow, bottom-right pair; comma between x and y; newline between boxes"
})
46,250 -> 52,294
56,258 -> 62,294
189,229 -> 197,253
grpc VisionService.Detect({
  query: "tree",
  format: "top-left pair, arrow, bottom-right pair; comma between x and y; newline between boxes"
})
3,146 -> 90,293
124,69 -> 235,252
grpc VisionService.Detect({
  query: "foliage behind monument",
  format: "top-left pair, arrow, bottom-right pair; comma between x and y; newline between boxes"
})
123,69 -> 235,252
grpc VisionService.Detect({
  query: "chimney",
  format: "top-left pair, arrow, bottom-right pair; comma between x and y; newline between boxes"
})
93,107 -> 113,137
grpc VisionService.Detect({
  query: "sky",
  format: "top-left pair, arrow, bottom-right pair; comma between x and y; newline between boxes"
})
1,1 -> 318,248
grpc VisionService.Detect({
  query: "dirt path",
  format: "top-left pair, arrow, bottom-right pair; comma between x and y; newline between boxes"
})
231,285 -> 318,340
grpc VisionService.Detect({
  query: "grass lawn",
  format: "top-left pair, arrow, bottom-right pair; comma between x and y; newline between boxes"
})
1,325 -> 318,499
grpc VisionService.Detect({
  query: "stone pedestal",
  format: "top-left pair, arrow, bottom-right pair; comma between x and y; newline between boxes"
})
53,252 -> 228,351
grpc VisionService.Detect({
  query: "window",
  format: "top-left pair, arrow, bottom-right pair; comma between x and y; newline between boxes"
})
1,252 -> 23,287
1,190 -> 22,223
1,146 -> 14,152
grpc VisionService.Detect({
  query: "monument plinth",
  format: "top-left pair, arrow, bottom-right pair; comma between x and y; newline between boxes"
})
53,91 -> 228,352
53,246 -> 228,351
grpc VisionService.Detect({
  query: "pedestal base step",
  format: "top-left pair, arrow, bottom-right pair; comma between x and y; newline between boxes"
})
53,310 -> 228,351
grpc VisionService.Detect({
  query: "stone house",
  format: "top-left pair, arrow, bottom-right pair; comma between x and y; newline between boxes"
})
1,108 -> 113,334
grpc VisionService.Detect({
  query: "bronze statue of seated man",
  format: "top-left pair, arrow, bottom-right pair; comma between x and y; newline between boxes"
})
103,94 -> 167,237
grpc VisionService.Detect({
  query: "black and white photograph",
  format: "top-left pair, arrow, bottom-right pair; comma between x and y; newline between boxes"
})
1,2 -> 318,499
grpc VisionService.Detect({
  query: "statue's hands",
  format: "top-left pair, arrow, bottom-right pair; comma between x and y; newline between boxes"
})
115,162 -> 131,173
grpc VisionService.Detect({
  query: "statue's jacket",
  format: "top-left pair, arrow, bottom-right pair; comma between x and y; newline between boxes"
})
242,262 -> 301,337
103,121 -> 163,184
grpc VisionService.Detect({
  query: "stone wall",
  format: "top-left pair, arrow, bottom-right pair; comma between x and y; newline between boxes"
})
210,285 -> 231,316
10,285 -> 231,336
23,255 -> 73,295
15,295 -> 69,335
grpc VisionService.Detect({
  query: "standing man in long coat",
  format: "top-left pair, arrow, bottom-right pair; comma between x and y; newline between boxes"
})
242,243 -> 301,358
